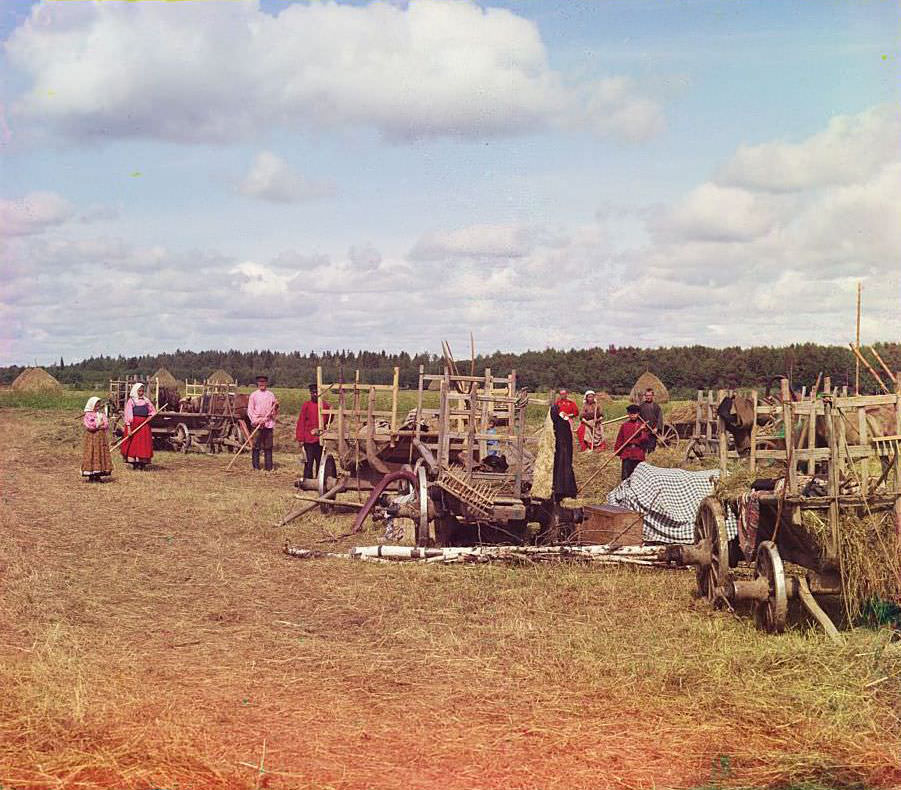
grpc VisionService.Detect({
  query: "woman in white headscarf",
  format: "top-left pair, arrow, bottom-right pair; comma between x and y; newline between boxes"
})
577,390 -> 607,452
81,396 -> 113,481
121,382 -> 156,469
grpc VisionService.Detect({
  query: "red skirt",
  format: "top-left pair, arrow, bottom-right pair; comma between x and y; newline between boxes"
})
122,415 -> 154,462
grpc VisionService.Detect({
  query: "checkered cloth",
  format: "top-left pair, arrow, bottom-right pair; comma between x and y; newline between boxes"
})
605,462 -> 738,544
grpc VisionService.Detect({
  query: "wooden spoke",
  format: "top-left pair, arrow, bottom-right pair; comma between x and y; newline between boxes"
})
753,540 -> 788,634
693,497 -> 730,607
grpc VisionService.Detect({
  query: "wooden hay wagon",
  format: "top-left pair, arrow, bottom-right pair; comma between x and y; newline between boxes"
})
107,377 -> 250,453
672,376 -> 901,639
285,364 -> 584,545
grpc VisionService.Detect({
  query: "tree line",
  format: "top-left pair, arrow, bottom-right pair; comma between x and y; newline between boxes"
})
4,342 -> 899,397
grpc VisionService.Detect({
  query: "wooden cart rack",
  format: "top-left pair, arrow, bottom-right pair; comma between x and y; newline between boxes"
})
300,364 -> 579,546
673,375 -> 901,638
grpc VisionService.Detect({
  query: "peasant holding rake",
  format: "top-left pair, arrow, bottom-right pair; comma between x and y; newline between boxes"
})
121,382 -> 156,469
81,396 -> 113,482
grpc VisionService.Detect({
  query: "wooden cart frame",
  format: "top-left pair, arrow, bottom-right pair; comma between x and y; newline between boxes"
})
674,375 -> 901,638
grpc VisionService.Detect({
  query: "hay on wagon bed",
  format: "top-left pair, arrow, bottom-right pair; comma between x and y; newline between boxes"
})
629,371 -> 669,404
11,367 -> 62,392
801,508 -> 901,621
206,368 -> 234,385
667,402 -> 697,425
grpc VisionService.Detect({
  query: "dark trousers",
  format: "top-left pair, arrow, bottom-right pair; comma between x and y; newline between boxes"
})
303,442 -> 322,480
621,458 -> 642,480
644,434 -> 658,454
252,427 -> 274,471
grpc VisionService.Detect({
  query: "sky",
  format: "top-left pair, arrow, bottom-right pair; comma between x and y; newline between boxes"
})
1,0 -> 899,366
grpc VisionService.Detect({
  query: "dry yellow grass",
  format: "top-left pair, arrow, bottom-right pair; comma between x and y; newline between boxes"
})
1,408 -> 900,789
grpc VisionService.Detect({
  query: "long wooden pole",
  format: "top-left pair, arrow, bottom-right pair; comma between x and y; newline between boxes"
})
226,405 -> 276,471
849,343 -> 890,394
577,427 -> 644,495
855,281 -> 861,394
109,404 -> 168,451
868,345 -> 898,385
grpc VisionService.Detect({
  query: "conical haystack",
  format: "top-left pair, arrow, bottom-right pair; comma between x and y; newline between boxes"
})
629,371 -> 669,403
207,369 -> 234,385
11,367 -> 62,392
153,367 -> 178,389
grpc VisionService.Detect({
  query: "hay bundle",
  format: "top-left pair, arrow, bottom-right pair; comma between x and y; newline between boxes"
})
11,368 -> 62,392
207,369 -> 234,385
153,367 -> 180,409
153,367 -> 178,389
667,402 -> 697,425
530,411 -> 555,500
630,371 -> 669,404
801,509 -> 901,621
594,391 -> 613,404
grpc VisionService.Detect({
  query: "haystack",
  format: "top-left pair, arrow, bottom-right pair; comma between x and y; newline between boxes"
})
153,367 -> 178,389
11,367 -> 62,392
207,369 -> 234,385
629,371 -> 669,403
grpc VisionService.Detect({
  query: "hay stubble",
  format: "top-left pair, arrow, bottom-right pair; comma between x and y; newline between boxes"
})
1,409 -> 900,789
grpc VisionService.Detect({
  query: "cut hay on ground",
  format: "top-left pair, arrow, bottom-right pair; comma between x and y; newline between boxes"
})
11,367 -> 62,392
2,407 -> 901,790
629,371 -> 669,403
206,368 -> 234,385
530,410 -> 554,500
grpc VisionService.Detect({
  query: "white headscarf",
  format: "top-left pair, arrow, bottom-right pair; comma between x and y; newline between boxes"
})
130,382 -> 145,400
584,390 -> 595,397
84,396 -> 102,413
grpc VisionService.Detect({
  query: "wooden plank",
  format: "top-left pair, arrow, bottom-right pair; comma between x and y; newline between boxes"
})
316,366 -> 324,433
390,366 -> 399,434
780,377 -> 798,495
896,372 -> 901,494
824,397 -> 840,559
749,389 -> 758,474
805,387 -> 817,476
695,390 -> 702,440
415,365 -> 424,444
858,405 -> 869,492
717,389 -> 727,474
466,382 -> 478,473
438,378 -> 450,467
479,367 -> 491,458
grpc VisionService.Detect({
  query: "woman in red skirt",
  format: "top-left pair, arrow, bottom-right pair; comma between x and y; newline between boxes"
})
121,382 -> 156,469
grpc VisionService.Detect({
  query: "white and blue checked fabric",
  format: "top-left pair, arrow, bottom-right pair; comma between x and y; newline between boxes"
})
605,462 -> 738,544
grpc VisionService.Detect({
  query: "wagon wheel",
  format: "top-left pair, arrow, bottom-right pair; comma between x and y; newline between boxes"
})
416,465 -> 430,546
171,423 -> 191,453
693,497 -> 730,606
223,421 -> 245,453
683,437 -> 706,462
659,423 -> 679,447
753,540 -> 788,634
317,452 -> 339,514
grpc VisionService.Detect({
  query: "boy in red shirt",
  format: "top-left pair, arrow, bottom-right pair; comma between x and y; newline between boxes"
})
295,384 -> 330,480
614,404 -> 649,480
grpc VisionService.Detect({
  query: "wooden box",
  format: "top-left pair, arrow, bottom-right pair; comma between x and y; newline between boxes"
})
576,505 -> 644,545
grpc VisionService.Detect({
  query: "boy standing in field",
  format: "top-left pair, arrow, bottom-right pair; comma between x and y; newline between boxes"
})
295,384 -> 330,480
247,374 -> 279,471
614,404 -> 649,480
638,388 -> 663,454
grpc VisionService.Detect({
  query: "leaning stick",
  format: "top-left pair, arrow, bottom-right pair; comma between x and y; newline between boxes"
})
276,480 -> 344,527
849,343 -> 890,394
225,405 -> 277,471
109,404 -> 168,451
868,346 -> 898,385
576,440 -> 633,495
293,495 -> 364,509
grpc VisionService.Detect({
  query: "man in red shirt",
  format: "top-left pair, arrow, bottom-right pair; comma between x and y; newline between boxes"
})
614,404 -> 649,480
555,388 -> 580,420
295,384 -> 330,480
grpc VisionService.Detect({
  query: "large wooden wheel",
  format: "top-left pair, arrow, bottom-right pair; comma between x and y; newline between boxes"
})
171,422 -> 191,453
416,465 -> 431,546
693,497 -> 730,606
659,423 -> 680,447
753,540 -> 788,634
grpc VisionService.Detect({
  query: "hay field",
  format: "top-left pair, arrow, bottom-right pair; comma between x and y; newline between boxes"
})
2,406 -> 901,790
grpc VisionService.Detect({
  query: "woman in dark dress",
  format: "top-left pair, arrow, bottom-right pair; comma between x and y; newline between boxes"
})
550,404 -> 577,500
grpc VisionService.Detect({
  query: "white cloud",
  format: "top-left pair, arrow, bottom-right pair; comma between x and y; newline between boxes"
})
238,151 -> 333,203
0,191 -> 73,236
410,223 -> 537,261
717,104 -> 899,193
6,0 -> 663,144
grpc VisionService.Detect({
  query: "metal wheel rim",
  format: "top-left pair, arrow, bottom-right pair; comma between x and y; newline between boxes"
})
753,540 -> 787,633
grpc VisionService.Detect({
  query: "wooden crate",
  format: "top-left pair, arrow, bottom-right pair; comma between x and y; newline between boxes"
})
576,505 -> 644,545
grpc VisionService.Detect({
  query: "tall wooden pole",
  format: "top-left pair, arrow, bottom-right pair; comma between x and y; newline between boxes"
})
855,281 -> 861,395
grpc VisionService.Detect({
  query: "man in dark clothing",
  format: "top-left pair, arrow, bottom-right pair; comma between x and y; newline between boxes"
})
295,384 -> 330,480
550,403 -> 577,500
637,388 -> 664,454
615,405 -> 649,480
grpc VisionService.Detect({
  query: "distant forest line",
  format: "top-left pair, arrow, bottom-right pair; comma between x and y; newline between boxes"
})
4,343 -> 900,398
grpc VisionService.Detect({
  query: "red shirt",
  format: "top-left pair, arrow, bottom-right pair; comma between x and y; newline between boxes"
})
555,398 -> 580,420
295,399 -> 330,444
614,419 -> 648,461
